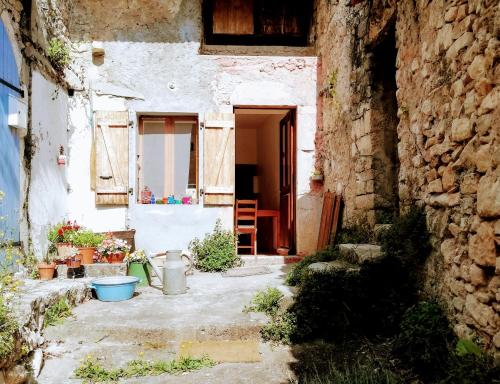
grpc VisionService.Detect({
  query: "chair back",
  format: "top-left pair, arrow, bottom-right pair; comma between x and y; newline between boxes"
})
235,199 -> 258,228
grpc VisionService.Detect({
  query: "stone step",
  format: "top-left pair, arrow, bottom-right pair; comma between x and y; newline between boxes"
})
56,263 -> 126,279
308,259 -> 361,274
242,255 -> 301,266
338,243 -> 384,264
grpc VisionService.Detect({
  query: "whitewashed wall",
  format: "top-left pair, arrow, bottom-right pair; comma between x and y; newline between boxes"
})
29,71 -> 69,258
61,0 -> 320,255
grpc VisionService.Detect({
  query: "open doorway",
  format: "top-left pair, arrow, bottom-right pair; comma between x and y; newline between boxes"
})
234,107 -> 296,255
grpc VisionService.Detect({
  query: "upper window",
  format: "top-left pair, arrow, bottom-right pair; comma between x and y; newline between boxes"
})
137,116 -> 198,204
203,0 -> 313,46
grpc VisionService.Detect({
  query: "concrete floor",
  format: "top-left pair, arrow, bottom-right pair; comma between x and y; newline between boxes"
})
38,265 -> 296,384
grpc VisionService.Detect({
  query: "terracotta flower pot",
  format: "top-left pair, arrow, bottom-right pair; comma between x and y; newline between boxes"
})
56,243 -> 73,259
107,252 -> 125,264
38,262 -> 56,280
78,247 -> 96,265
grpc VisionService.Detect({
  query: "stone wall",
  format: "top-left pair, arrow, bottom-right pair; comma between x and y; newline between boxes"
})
315,0 -> 499,354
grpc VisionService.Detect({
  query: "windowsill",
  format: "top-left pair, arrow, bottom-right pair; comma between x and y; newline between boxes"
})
200,44 -> 316,57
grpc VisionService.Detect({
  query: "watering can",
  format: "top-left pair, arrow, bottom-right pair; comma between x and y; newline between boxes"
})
147,250 -> 193,295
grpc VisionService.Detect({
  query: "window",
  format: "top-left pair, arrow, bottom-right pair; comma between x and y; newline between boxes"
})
203,0 -> 312,46
137,116 -> 198,204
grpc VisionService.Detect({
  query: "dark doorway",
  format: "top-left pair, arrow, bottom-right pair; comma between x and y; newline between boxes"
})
371,24 -> 399,223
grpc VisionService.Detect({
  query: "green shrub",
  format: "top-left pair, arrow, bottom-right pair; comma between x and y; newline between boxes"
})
379,206 -> 431,268
260,312 -> 296,345
297,360 -> 401,384
336,221 -> 375,245
394,301 -> 453,380
440,353 -> 500,384
244,287 -> 283,316
70,230 -> 105,248
44,298 -> 73,327
0,297 -> 18,359
189,219 -> 240,272
285,247 -> 339,286
47,38 -> 70,70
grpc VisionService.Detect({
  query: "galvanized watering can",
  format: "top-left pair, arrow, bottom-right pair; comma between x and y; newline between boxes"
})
147,250 -> 193,295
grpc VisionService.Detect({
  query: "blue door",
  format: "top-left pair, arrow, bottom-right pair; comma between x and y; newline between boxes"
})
0,20 -> 21,252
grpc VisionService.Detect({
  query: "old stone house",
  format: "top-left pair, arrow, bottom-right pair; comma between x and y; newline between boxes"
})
0,0 -> 498,354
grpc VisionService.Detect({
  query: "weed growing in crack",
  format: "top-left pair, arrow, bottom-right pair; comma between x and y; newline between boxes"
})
74,355 -> 216,383
244,287 -> 283,316
44,298 -> 73,327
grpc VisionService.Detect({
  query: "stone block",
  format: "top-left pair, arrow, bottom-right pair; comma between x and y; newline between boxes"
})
338,243 -> 384,264
465,294 -> 496,328
441,238 -> 458,264
308,260 -> 360,274
428,178 -> 443,193
460,173 -> 479,194
429,193 -> 460,207
355,194 -> 375,210
446,32 -> 474,60
477,170 -> 500,217
357,135 -> 372,156
478,87 -> 499,115
467,55 -> 488,80
469,222 -> 496,267
451,118 -> 473,142
469,264 -> 487,286
442,167 -> 456,191
84,263 -> 127,277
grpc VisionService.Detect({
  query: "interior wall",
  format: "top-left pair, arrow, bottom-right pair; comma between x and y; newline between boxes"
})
235,126 -> 257,164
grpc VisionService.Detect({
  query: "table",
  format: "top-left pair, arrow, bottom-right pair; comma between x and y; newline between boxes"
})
257,210 -> 280,251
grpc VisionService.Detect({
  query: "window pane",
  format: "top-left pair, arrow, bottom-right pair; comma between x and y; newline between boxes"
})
142,121 -> 166,198
173,122 -> 192,197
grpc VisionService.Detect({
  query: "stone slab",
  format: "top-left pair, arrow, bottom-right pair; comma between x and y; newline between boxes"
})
178,340 -> 261,363
339,244 -> 384,264
308,260 -> 360,274
222,266 -> 272,277
83,263 -> 127,277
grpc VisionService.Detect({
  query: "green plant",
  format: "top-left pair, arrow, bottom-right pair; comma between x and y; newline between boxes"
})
296,360 -> 400,384
44,298 -> 73,327
70,230 -> 105,248
244,287 -> 283,316
394,301 -> 453,380
285,247 -> 339,286
336,220 -> 375,245
189,219 -> 240,272
47,38 -> 70,70
124,249 -> 147,264
455,339 -> 482,357
440,353 -> 500,384
260,311 -> 296,345
0,296 -> 18,360
47,221 -> 80,245
74,355 -> 216,383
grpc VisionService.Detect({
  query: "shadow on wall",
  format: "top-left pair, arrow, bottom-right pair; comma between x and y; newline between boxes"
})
69,0 -> 201,43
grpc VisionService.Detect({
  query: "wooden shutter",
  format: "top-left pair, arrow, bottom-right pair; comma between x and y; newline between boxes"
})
203,113 -> 235,206
213,0 -> 254,35
94,111 -> 129,205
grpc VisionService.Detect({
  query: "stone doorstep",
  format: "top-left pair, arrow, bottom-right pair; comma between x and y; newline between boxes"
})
338,243 -> 384,264
242,255 -> 302,266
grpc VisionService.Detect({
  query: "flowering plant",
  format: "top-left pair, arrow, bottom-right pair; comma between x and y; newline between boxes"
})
124,249 -> 147,264
47,221 -> 80,244
97,236 -> 131,256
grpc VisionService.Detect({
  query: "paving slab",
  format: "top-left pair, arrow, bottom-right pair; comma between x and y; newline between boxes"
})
38,266 -> 296,384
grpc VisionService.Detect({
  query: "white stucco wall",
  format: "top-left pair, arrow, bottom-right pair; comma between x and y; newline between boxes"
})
63,0 -> 320,255
29,71 -> 69,258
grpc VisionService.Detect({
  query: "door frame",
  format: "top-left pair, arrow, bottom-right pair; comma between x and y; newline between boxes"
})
233,105 -> 297,254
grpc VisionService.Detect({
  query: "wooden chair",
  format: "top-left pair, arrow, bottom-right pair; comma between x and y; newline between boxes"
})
235,199 -> 258,255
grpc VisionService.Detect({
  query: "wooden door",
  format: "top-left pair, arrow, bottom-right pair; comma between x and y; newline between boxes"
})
203,113 -> 235,206
279,111 -> 295,252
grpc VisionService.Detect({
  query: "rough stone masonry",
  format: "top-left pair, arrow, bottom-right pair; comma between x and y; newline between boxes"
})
315,0 -> 499,356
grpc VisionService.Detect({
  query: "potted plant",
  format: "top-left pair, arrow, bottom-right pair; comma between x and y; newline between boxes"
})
38,251 -> 56,280
124,249 -> 150,286
70,230 -> 104,265
47,221 -> 80,259
97,236 -> 131,264
65,246 -> 82,268
311,169 -> 324,182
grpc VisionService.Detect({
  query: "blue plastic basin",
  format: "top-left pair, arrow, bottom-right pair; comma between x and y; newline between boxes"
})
91,276 -> 139,302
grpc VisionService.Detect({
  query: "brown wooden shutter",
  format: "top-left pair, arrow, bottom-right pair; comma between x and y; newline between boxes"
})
213,0 -> 254,35
94,111 -> 129,205
203,113 -> 235,206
